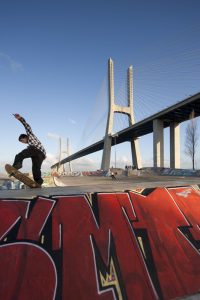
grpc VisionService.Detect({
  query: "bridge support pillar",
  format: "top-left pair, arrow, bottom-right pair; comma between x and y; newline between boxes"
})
101,135 -> 112,170
101,58 -> 142,171
131,138 -> 142,169
170,122 -> 180,168
153,119 -> 164,167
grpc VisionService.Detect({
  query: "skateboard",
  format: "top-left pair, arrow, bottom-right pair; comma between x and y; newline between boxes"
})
5,164 -> 41,188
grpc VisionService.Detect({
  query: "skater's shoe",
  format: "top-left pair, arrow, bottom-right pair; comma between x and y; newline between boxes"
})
35,179 -> 43,187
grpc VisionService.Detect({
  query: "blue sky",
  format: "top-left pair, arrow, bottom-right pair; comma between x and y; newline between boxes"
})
0,0 -> 200,173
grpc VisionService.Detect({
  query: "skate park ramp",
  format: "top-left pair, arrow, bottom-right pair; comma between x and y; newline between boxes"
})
1,184 -> 200,299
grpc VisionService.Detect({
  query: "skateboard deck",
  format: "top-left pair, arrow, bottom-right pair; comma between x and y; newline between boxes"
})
5,164 -> 41,188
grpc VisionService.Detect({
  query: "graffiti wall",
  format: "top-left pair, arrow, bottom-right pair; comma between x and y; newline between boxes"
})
0,186 -> 200,299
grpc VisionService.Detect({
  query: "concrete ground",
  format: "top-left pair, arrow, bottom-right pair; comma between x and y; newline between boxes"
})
0,174 -> 200,198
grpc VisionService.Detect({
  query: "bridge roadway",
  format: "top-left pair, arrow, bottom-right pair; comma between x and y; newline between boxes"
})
51,92 -> 200,169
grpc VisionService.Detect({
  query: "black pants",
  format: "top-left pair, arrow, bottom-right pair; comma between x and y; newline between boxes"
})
13,146 -> 45,184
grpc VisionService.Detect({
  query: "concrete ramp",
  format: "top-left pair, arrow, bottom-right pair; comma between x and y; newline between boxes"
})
1,186 -> 200,299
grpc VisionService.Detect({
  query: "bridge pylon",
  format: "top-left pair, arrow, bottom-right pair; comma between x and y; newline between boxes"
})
101,58 -> 142,171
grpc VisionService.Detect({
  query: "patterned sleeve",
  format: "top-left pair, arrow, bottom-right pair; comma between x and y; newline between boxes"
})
19,117 -> 33,135
18,116 -> 46,156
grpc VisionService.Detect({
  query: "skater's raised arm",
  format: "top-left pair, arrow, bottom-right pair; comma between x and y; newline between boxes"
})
13,113 -> 33,135
13,113 -> 46,157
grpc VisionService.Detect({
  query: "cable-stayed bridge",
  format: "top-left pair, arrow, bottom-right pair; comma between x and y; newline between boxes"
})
51,58 -> 200,171
51,91 -> 200,170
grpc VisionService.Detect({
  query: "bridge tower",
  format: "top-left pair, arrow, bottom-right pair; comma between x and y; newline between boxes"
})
101,58 -> 142,170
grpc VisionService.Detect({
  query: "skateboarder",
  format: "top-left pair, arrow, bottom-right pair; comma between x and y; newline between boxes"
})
12,114 -> 46,185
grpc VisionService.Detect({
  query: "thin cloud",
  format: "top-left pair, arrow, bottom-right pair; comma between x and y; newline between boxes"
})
47,132 -> 60,139
42,153 -> 59,171
44,153 -> 58,164
0,52 -> 23,72
42,153 -> 99,172
120,155 -> 130,163
68,118 -> 77,125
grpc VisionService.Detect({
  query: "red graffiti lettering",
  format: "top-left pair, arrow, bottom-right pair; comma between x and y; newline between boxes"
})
52,193 -> 157,299
129,188 -> 200,299
1,187 -> 200,300
0,242 -> 57,300
17,197 -> 56,241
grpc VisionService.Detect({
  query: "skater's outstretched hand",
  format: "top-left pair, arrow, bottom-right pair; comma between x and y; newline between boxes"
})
13,113 -> 22,120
